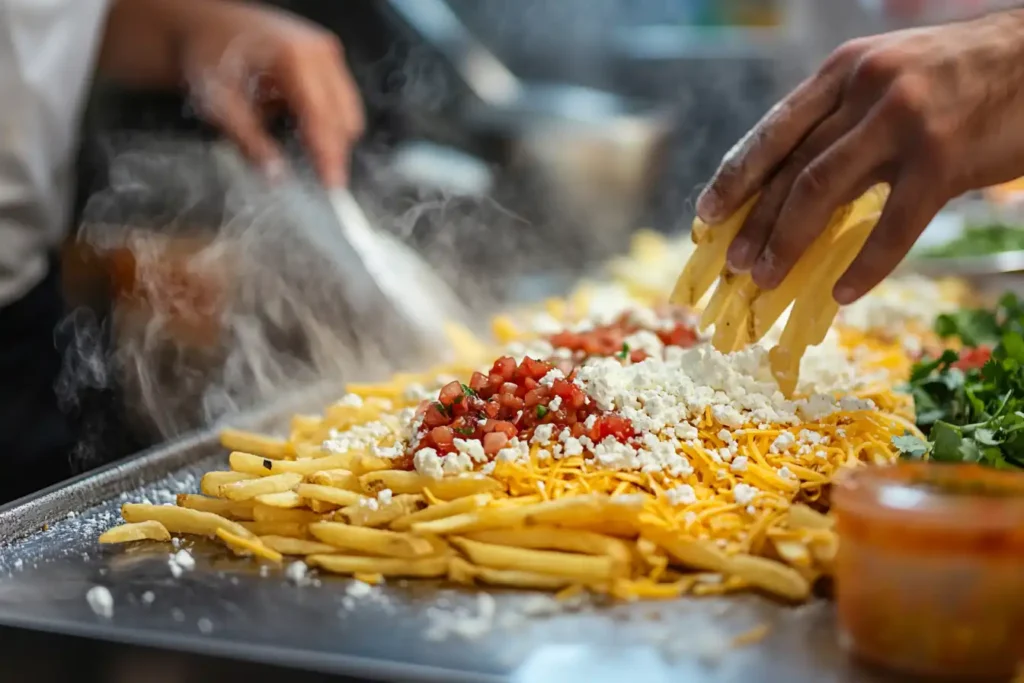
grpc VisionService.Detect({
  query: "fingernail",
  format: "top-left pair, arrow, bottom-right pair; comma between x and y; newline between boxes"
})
727,239 -> 753,272
751,250 -> 778,289
696,187 -> 724,223
833,284 -> 858,305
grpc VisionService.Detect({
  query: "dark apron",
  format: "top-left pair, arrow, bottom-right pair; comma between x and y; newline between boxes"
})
0,256 -> 76,503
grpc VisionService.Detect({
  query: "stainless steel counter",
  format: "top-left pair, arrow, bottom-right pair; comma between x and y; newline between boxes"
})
0,389 -> 900,683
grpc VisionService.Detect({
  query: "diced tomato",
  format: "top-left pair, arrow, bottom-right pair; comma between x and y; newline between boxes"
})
955,346 -> 992,372
438,381 -> 464,406
594,415 -> 635,442
483,431 -> 509,454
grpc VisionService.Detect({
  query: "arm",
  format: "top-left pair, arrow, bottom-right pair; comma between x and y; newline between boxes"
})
96,0 -> 195,88
697,9 -> 1024,303
96,0 -> 365,186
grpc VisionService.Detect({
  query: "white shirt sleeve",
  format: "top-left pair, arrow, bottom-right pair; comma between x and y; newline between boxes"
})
0,0 -> 112,305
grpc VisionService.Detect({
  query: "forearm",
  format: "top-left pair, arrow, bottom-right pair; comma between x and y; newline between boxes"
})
96,0 -> 204,88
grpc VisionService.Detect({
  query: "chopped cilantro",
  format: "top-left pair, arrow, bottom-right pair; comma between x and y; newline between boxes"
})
455,426 -> 474,436
461,383 -> 477,397
616,343 -> 630,360
903,293 -> 1024,470
433,401 -> 450,417
536,405 -> 550,419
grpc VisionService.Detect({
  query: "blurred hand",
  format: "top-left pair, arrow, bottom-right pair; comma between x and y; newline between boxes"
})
696,10 -> 1024,304
182,1 -> 365,186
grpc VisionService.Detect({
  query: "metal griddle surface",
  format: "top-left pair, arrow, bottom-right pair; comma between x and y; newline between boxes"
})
0,388 -> 899,683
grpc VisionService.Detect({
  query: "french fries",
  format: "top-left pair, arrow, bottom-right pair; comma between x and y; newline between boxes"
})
309,522 -> 435,559
122,503 -> 255,540
358,470 -> 503,500
216,528 -> 283,563
99,521 -> 170,544
229,451 -> 352,477
295,484 -> 365,508
176,494 -> 254,521
307,554 -> 449,578
219,429 -> 292,459
220,473 -> 304,501
450,537 -> 627,583
675,184 -> 890,394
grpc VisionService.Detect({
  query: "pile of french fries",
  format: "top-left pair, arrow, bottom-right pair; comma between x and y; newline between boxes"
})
671,185 -> 890,395
102,414 -> 840,602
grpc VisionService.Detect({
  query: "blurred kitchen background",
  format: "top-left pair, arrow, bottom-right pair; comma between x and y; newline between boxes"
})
60,0 -> 1020,468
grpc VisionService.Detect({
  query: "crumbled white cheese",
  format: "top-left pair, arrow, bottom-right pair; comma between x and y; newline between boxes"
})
413,448 -> 443,479
377,489 -> 393,504
347,580 -> 374,597
548,396 -> 563,412
197,617 -> 214,634
733,483 -> 759,506
666,484 -> 697,506
778,466 -> 794,479
730,456 -> 749,472
454,438 -> 488,463
770,432 -> 796,454
286,561 -> 311,586
86,586 -> 114,618
141,591 -> 155,605
532,424 -> 555,445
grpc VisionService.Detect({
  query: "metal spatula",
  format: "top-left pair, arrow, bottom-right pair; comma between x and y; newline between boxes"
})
212,143 -> 472,351
326,185 -> 472,336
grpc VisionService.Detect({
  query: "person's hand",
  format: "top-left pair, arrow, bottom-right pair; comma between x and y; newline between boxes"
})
695,10 -> 1024,304
181,1 -> 365,186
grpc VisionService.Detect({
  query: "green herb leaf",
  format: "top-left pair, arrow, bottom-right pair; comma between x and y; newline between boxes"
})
892,434 -> 930,459
536,405 -> 550,419
616,343 -> 630,360
461,383 -> 477,397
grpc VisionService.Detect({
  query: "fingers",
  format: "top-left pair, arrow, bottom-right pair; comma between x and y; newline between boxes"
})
199,80 -> 284,178
726,110 -> 853,272
749,113 -> 889,290
276,40 -> 364,187
833,168 -> 942,304
697,71 -> 844,224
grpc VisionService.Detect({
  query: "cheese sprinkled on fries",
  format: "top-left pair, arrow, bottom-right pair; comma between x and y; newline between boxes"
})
97,227 -> 968,602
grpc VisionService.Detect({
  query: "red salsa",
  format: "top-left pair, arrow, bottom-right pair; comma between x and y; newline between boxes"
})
406,356 -> 635,463
548,308 -> 698,362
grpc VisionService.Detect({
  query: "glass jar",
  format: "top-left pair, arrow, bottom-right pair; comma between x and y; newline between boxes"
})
833,463 -> 1024,680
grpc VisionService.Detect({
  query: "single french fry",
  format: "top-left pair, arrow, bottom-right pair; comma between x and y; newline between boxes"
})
99,521 -> 170,544
307,553 -> 449,578
788,504 -> 834,531
176,494 -> 254,521
229,452 -> 353,477
359,470 -> 503,499
259,536 -> 339,556
253,491 -> 304,509
239,521 -> 309,538
252,505 -> 320,524
215,528 -> 283,563
201,471 -> 257,498
448,557 -> 575,591
219,428 -> 292,459
308,522 -> 434,558
450,537 -> 625,582
727,554 -> 810,601
337,494 -> 425,528
389,493 -> 493,531
308,500 -> 341,514
644,529 -> 730,573
465,526 -> 633,565
344,381 -> 404,401
410,495 -> 604,536
771,537 -> 813,568
306,469 -> 361,491
670,196 -> 756,307
350,454 -> 394,475
289,414 -> 322,443
122,503 -> 255,540
220,473 -> 303,502
296,483 -> 365,508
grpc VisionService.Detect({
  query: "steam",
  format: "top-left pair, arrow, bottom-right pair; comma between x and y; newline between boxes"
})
58,2 -> 823,471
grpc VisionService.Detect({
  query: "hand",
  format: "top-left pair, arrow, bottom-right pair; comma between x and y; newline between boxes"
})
182,0 -> 365,186
695,10 -> 1024,304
